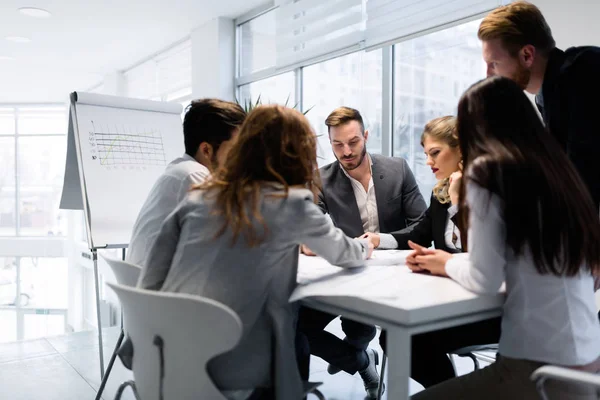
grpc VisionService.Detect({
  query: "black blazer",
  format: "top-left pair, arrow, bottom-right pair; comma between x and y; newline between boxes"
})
317,154 -> 427,238
391,193 -> 462,254
536,46 -> 600,210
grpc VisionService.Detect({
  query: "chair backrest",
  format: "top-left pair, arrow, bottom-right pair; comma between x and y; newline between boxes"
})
107,282 -> 243,400
101,256 -> 142,287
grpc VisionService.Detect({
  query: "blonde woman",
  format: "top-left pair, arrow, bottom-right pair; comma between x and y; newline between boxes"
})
376,116 -> 501,389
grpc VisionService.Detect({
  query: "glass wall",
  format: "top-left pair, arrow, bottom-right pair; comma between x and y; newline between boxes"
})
237,13 -> 485,193
0,105 -> 68,342
393,20 -> 485,198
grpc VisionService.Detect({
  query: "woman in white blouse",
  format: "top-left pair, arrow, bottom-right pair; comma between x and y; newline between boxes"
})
410,76 -> 600,399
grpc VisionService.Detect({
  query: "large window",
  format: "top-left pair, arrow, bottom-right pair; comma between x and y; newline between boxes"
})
238,11 -> 277,76
393,20 -> 485,198
303,50 -> 383,166
0,105 -> 68,344
238,72 -> 296,107
0,107 -> 66,236
236,9 -> 487,195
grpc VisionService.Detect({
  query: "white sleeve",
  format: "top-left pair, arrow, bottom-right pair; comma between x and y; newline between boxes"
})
378,233 -> 399,249
445,182 -> 506,294
447,204 -> 459,218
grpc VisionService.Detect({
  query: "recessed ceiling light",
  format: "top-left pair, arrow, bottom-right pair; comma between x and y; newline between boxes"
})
0,56 -> 15,61
6,36 -> 31,44
18,7 -> 52,18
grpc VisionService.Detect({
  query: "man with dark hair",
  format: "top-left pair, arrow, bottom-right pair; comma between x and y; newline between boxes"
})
127,99 -> 245,267
299,106 -> 426,398
479,0 -> 600,211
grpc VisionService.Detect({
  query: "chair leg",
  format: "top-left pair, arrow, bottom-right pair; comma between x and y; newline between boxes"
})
465,353 -> 480,371
114,380 -> 140,400
377,354 -> 387,400
95,329 -> 125,400
309,388 -> 327,400
535,378 -> 550,400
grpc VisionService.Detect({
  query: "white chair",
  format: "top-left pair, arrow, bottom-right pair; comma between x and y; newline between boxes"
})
102,256 -> 143,288
94,257 -> 142,400
108,282 -> 243,400
531,366 -> 600,400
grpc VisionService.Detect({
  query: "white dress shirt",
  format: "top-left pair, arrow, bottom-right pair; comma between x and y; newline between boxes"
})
445,182 -> 600,366
445,204 -> 462,250
340,154 -> 398,249
126,154 -> 209,267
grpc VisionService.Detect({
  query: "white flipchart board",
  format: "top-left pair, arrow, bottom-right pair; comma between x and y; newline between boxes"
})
59,92 -> 184,249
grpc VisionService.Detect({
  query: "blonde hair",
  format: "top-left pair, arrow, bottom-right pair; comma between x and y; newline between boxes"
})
478,1 -> 555,56
421,116 -> 459,204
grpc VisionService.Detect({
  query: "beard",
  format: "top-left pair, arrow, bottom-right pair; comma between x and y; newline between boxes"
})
338,144 -> 367,171
511,63 -> 532,90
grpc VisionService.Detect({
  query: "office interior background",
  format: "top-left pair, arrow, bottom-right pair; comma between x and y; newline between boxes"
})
0,0 -> 598,344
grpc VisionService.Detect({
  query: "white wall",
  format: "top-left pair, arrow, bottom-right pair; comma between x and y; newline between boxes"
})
191,17 -> 236,101
532,0 -> 600,48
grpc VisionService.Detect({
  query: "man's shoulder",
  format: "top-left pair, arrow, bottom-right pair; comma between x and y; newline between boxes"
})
372,153 -> 407,170
562,46 -> 600,76
164,156 -> 209,183
318,160 -> 341,182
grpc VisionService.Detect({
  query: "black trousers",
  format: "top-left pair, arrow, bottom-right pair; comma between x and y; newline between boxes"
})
297,306 -> 377,374
379,316 -> 502,388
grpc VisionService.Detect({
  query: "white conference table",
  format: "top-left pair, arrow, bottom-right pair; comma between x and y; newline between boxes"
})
293,252 -> 504,400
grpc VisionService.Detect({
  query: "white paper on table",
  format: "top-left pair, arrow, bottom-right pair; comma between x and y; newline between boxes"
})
365,249 -> 412,266
291,252 -> 414,302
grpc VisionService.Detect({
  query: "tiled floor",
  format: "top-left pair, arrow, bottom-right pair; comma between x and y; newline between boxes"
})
0,320 -> 484,400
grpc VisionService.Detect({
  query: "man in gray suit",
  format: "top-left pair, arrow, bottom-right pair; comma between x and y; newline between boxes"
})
299,106 -> 426,398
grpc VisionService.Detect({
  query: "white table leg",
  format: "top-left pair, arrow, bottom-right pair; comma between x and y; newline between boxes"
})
386,327 -> 411,400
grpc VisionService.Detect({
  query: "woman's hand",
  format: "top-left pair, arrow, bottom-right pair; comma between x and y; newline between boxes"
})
300,245 -> 316,256
448,170 -> 463,206
406,240 -> 430,273
407,240 -> 452,276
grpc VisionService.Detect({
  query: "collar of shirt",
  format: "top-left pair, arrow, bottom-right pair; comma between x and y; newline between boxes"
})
180,153 -> 210,176
340,153 -> 373,185
339,153 -> 379,233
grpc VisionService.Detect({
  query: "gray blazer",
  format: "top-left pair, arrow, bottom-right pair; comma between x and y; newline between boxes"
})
318,153 -> 427,238
138,185 -> 366,400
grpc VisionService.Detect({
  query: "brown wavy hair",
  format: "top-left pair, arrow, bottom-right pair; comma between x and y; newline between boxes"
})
420,116 -> 459,204
196,104 -> 319,246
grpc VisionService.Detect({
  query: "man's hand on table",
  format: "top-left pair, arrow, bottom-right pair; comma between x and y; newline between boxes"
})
358,232 -> 380,248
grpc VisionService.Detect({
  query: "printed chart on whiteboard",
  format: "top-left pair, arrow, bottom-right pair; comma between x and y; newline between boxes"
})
88,120 -> 167,170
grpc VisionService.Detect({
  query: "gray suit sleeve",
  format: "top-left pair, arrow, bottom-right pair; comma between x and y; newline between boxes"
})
137,206 -> 181,290
294,198 -> 366,268
400,158 -> 427,226
316,188 -> 328,214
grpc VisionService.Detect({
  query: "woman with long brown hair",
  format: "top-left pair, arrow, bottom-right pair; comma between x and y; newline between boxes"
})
138,104 -> 373,400
410,76 -> 600,399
